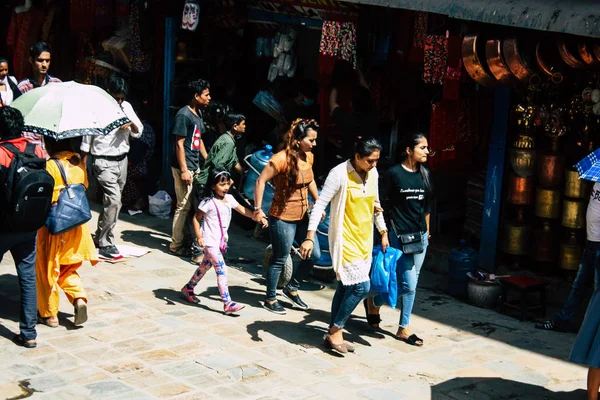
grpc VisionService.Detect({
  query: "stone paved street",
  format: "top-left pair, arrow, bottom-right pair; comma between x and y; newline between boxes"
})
0,207 -> 590,399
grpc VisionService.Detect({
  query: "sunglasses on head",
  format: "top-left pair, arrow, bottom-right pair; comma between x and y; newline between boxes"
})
298,119 -> 319,131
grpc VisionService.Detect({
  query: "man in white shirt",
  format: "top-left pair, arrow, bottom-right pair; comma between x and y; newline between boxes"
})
536,182 -> 600,331
81,76 -> 143,259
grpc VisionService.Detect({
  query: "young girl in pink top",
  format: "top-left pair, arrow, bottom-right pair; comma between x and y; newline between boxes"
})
181,168 -> 267,314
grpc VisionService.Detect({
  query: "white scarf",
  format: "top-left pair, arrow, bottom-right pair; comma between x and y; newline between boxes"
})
0,77 -> 15,106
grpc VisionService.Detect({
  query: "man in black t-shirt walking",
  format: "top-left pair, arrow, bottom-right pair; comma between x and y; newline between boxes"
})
170,79 -> 210,255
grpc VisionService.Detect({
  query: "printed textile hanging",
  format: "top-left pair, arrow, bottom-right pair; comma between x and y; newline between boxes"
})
443,35 -> 463,100
409,11 -> 428,62
429,100 -> 459,170
423,35 -> 448,85
319,21 -> 357,68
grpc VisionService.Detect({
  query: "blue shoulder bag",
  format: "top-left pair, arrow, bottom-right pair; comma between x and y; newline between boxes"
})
45,159 -> 92,235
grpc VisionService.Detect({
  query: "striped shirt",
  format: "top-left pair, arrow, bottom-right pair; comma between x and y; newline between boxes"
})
17,74 -> 62,94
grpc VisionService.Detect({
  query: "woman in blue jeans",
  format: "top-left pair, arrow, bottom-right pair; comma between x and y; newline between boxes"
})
254,119 -> 322,315
569,242 -> 600,400
365,132 -> 432,347
300,138 -> 389,355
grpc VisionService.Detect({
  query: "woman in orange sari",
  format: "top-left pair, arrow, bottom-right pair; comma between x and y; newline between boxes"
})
36,138 -> 98,328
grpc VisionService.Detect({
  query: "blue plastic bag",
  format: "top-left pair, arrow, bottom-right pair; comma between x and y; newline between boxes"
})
370,248 -> 390,293
371,245 -> 402,308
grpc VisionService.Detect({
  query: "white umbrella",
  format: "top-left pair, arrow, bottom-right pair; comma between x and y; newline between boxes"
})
11,81 -> 131,140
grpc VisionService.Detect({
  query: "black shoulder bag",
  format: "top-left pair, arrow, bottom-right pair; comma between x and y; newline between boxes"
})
391,220 -> 424,255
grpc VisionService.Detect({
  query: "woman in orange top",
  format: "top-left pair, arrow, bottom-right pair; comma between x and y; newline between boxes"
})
36,138 -> 98,328
254,119 -> 321,315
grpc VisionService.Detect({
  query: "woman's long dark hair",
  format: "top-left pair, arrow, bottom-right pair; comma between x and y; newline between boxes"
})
281,118 -> 319,199
400,132 -> 433,194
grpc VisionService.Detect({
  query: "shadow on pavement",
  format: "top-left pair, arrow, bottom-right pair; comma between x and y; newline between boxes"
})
400,274 -> 579,362
0,274 -> 20,324
244,308 -> 379,358
89,199 -> 173,237
120,229 -> 172,254
431,377 -> 586,399
152,287 -> 234,316
0,323 -> 17,341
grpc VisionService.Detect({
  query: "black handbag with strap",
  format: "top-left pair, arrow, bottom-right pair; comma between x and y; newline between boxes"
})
391,220 -> 424,255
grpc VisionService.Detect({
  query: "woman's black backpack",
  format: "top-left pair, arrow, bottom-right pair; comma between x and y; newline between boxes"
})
0,142 -> 54,232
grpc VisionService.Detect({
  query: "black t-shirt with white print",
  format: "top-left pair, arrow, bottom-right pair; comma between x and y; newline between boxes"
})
383,164 -> 431,235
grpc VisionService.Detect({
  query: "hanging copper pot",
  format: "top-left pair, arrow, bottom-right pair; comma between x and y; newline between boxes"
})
502,220 -> 531,256
509,148 -> 536,178
462,34 -> 498,88
512,134 -> 535,149
486,39 -> 519,86
536,40 -> 566,78
565,169 -> 592,199
503,37 -> 537,83
557,38 -> 587,69
578,42 -> 600,67
562,198 -> 586,229
537,152 -> 565,189
506,173 -> 535,205
535,188 -> 562,219
593,44 -> 600,64
560,231 -> 583,271
532,220 -> 559,262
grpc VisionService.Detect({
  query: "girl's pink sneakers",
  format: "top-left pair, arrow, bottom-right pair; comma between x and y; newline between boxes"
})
181,286 -> 200,304
224,302 -> 245,314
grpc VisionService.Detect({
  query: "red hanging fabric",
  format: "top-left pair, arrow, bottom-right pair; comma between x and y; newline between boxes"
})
423,35 -> 448,85
443,35 -> 463,100
409,11 -> 428,63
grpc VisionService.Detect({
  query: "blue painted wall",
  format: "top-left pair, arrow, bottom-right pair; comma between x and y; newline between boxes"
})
161,17 -> 177,191
480,87 -> 511,271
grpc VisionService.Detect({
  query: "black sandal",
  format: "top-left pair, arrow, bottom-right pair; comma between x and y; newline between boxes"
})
401,334 -> 423,347
12,334 -> 37,348
363,299 -> 381,329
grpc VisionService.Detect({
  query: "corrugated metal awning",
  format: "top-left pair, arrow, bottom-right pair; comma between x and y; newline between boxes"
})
343,0 -> 600,38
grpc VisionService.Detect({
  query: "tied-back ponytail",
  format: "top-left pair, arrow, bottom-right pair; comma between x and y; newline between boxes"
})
281,118 -> 319,199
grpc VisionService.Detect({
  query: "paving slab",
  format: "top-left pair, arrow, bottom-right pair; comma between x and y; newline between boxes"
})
0,207 -> 590,399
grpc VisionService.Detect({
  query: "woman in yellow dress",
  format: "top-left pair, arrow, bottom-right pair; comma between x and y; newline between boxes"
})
36,138 -> 98,327
300,137 -> 389,355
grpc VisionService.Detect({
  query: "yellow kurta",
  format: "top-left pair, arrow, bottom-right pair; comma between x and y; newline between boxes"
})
36,151 -> 98,317
342,169 -> 377,268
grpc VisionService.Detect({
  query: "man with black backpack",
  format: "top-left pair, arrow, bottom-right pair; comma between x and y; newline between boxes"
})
0,106 -> 54,348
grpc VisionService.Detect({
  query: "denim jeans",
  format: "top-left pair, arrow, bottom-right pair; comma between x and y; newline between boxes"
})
375,232 -> 429,327
555,241 -> 600,325
330,280 -> 370,329
267,216 -> 321,301
0,232 -> 38,340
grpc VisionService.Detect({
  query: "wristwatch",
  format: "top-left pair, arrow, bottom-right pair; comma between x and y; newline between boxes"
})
253,206 -> 262,212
